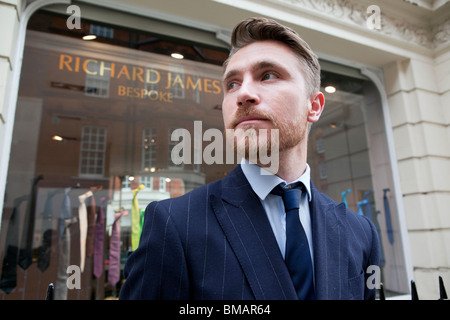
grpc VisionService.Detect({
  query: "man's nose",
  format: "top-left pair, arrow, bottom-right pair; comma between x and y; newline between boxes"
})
237,80 -> 260,108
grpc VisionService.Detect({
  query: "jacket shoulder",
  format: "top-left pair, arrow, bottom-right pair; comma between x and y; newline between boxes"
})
312,184 -> 376,234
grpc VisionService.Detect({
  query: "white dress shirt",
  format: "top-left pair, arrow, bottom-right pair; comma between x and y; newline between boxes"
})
240,159 -> 314,267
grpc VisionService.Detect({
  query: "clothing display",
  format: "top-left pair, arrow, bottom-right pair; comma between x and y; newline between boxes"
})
108,210 -> 128,287
78,190 -> 93,272
383,188 -> 394,245
93,197 -> 108,278
131,185 -> 145,251
86,194 -> 96,258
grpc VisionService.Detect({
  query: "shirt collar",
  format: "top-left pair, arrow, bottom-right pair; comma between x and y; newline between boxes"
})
240,159 -> 312,202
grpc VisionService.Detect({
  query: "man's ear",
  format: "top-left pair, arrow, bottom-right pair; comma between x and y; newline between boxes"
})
307,92 -> 325,123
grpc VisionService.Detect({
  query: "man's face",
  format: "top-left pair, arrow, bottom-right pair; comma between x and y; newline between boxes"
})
222,40 -> 319,157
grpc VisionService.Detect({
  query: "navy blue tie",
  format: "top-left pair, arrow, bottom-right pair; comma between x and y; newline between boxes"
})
272,183 -> 315,300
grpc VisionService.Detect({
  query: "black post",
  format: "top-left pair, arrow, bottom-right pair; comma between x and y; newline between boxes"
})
411,280 -> 419,300
439,276 -> 448,300
46,283 -> 54,300
379,282 -> 386,300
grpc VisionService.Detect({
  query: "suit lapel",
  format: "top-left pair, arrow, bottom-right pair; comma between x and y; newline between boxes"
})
210,167 -> 351,300
210,166 -> 297,300
310,183 -> 349,300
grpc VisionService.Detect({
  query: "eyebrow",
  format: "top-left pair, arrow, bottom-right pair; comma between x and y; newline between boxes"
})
222,60 -> 287,83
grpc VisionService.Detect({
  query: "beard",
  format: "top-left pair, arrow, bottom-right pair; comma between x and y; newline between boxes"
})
225,106 -> 309,164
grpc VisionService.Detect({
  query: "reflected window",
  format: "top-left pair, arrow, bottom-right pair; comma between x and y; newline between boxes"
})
140,176 -> 153,190
169,64 -> 185,99
85,75 -> 110,98
79,126 -> 107,177
141,128 -> 156,172
159,177 -> 167,192
84,60 -> 111,98
90,24 -> 114,39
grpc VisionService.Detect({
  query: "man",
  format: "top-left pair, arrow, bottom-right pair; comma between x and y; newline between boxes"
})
119,17 -> 380,300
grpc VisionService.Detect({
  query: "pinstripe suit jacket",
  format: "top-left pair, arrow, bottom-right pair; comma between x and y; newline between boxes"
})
119,165 -> 380,300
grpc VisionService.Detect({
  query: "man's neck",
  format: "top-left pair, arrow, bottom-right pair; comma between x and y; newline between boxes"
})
276,153 -> 306,183
255,143 -> 307,183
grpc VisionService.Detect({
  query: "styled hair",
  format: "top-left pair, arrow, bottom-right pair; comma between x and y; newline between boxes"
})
224,17 -> 321,97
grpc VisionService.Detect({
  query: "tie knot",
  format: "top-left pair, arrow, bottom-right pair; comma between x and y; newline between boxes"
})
271,183 -> 303,212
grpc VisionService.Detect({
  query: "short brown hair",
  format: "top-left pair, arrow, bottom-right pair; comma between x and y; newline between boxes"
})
224,17 -> 321,97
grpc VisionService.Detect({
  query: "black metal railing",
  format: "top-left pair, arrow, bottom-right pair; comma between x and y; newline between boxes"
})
379,276 -> 448,300
44,277 -> 448,300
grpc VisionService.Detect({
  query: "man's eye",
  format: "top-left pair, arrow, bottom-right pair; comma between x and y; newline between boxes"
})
262,73 -> 277,81
227,82 -> 238,90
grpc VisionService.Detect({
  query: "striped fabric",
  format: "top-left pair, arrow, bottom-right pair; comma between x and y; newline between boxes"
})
119,165 -> 380,300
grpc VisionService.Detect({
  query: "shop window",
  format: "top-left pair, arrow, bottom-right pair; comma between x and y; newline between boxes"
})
309,68 -> 409,296
0,8 -> 230,300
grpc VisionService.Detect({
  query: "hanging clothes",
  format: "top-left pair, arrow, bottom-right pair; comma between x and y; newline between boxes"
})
86,194 -> 96,258
78,190 -> 93,272
108,210 -> 128,287
131,185 -> 145,251
93,197 -> 108,278
341,189 -> 351,208
383,188 -> 395,245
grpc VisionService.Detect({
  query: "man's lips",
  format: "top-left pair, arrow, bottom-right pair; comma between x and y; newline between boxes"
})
235,115 -> 270,127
